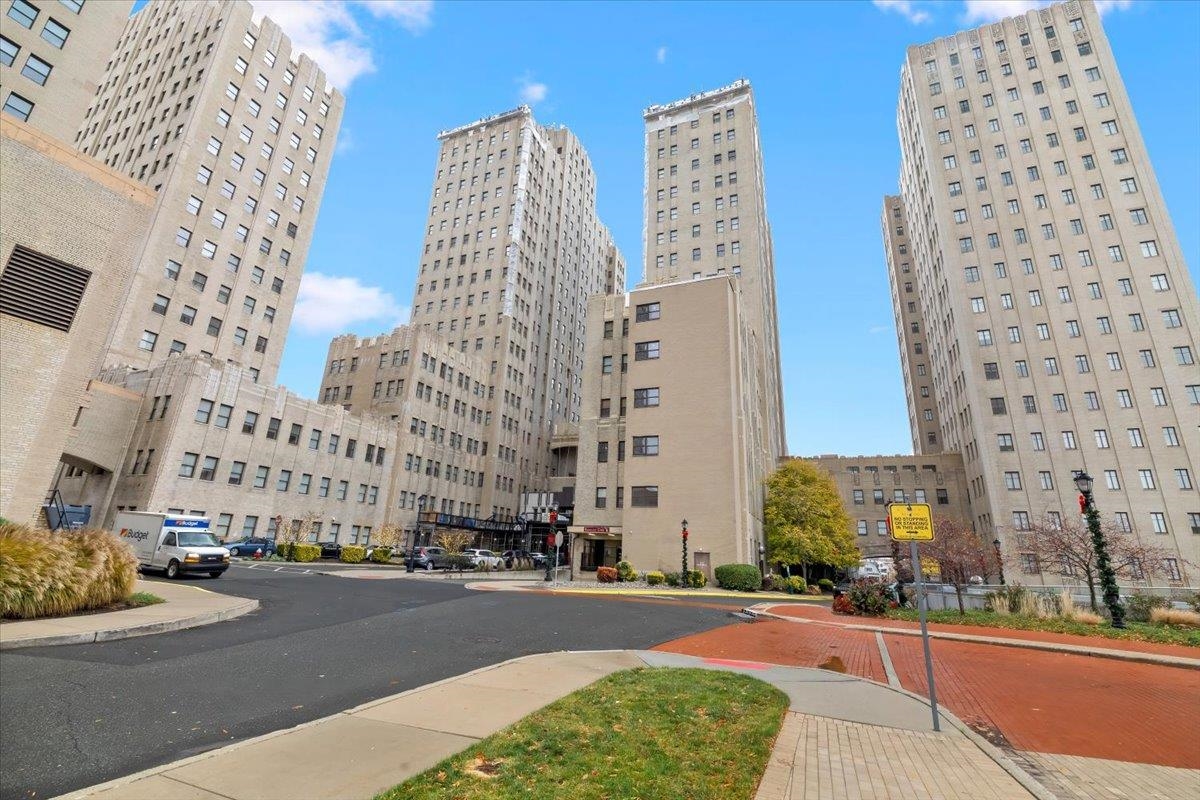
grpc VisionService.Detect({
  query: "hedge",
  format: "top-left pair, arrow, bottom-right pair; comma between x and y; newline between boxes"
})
646,571 -> 666,586
340,545 -> 366,563
292,543 -> 321,562
370,546 -> 393,564
616,560 -> 637,582
1,524 -> 137,619
714,563 -> 761,592
597,566 -> 618,583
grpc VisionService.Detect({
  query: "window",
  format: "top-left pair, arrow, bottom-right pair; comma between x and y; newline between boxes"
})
634,340 -> 660,360
632,435 -> 660,456
594,487 -> 607,509
1176,469 -> 1194,490
631,486 -> 659,507
138,330 -> 157,352
178,452 -> 198,478
20,52 -> 51,85
635,302 -> 661,322
633,387 -> 660,407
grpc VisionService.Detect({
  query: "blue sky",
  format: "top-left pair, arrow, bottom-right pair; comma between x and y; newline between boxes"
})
222,0 -> 1198,457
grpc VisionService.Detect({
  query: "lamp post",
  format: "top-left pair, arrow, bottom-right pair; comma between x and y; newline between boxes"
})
758,542 -> 765,576
1073,471 -> 1125,628
992,538 -> 1005,585
681,519 -> 689,586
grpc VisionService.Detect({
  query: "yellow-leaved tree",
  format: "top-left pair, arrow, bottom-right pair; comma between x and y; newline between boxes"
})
764,460 -> 860,580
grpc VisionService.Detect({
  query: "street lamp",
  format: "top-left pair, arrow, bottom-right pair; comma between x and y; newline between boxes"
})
1073,470 -> 1125,628
681,519 -> 689,586
758,542 -> 766,575
992,538 -> 1005,585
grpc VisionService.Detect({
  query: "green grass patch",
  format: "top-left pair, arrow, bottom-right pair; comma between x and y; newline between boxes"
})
887,608 -> 1200,647
126,592 -> 165,608
376,667 -> 789,800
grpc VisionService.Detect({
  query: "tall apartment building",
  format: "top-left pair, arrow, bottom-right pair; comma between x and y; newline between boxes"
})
74,0 -> 344,384
1,0 -> 131,143
570,81 -> 786,577
883,196 -> 945,454
642,79 -> 787,463
331,106 -> 624,525
890,0 -> 1199,582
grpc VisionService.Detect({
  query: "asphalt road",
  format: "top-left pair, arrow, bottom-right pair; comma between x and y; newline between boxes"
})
0,566 -> 744,800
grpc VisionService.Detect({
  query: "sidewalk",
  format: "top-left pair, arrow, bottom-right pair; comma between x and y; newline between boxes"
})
58,650 -> 1042,800
754,601 -> 1200,668
0,580 -> 257,650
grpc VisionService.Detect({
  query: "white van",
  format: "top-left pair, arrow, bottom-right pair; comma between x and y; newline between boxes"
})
112,512 -> 230,579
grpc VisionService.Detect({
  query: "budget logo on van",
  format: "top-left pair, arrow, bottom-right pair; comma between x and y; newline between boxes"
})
120,528 -> 151,542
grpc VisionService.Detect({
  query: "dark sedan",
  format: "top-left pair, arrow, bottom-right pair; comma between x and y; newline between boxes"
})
222,537 -> 276,557
319,540 -> 343,559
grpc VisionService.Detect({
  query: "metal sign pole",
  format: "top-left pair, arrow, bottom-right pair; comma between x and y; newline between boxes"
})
911,538 -> 941,732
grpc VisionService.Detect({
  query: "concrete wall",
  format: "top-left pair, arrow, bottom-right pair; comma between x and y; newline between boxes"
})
0,117 -> 154,523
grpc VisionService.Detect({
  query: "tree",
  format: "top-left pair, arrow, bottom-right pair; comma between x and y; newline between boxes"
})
901,517 -> 995,614
764,460 -> 860,579
276,512 -> 319,561
373,524 -> 404,554
434,529 -> 474,554
1017,514 -> 1180,611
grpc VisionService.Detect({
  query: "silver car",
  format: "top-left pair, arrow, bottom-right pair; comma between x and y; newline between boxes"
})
462,548 -> 504,569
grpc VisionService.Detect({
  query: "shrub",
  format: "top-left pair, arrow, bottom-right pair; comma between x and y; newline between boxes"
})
646,571 -> 666,586
1126,593 -> 1170,623
0,525 -> 137,619
817,578 -> 835,593
444,554 -> 473,572
1071,610 -> 1104,625
370,546 -> 393,564
686,569 -> 707,588
616,560 -> 637,582
597,566 -> 618,583
831,594 -> 854,615
664,571 -> 681,587
1189,592 -> 1200,614
806,585 -> 823,595
847,580 -> 892,616
276,542 -> 294,561
787,576 -> 807,594
714,563 -> 761,592
1151,607 -> 1200,628
291,543 -> 321,562
340,546 -> 366,564
769,574 -> 788,592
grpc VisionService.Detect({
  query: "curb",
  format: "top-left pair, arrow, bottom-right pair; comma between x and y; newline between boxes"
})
0,598 -> 259,651
481,584 -> 830,602
54,648 -> 630,800
746,605 -> 1200,670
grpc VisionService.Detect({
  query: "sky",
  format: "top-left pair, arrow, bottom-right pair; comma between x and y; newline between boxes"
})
171,0 -> 1200,457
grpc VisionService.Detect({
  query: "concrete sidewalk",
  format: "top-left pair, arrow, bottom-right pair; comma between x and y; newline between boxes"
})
58,650 -> 1043,800
0,580 -> 257,650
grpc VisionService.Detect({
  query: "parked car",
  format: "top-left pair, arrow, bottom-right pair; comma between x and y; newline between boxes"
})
502,549 -> 547,569
409,546 -> 448,571
463,548 -> 504,569
319,540 -> 342,559
223,537 -> 276,557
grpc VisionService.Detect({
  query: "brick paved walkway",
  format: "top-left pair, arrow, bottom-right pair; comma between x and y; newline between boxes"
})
765,602 -> 1199,659
1012,752 -> 1200,800
756,713 -> 1033,800
654,619 -> 1200,769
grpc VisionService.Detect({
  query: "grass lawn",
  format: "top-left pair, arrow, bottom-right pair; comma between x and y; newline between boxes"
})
376,667 -> 789,800
886,608 -> 1200,647
127,591 -> 165,608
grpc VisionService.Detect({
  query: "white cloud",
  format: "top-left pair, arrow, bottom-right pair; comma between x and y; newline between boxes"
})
868,325 -> 891,335
962,1 -> 1050,22
656,46 -> 668,64
359,0 -> 433,33
1094,0 -> 1134,14
250,0 -> 434,91
873,0 -> 931,24
518,74 -> 548,104
293,272 -> 408,334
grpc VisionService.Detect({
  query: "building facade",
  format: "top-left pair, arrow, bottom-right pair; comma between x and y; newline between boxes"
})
75,0 -> 344,384
1,0 -> 131,143
0,116 -> 154,523
569,81 -> 786,577
890,0 -> 1198,583
326,106 -> 624,525
803,454 -> 972,559
57,355 -> 395,542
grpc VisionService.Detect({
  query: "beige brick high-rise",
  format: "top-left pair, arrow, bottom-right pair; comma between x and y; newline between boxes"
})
891,0 -> 1199,584
570,81 -> 786,577
335,106 -> 624,524
75,0 -> 344,385
0,0 -> 131,143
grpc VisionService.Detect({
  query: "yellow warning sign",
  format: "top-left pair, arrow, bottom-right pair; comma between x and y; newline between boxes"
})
888,503 -> 934,541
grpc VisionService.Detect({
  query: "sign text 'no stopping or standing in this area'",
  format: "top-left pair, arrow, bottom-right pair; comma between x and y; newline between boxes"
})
888,503 -> 934,541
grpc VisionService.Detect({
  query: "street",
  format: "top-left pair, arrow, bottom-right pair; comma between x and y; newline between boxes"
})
0,566 -> 742,800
